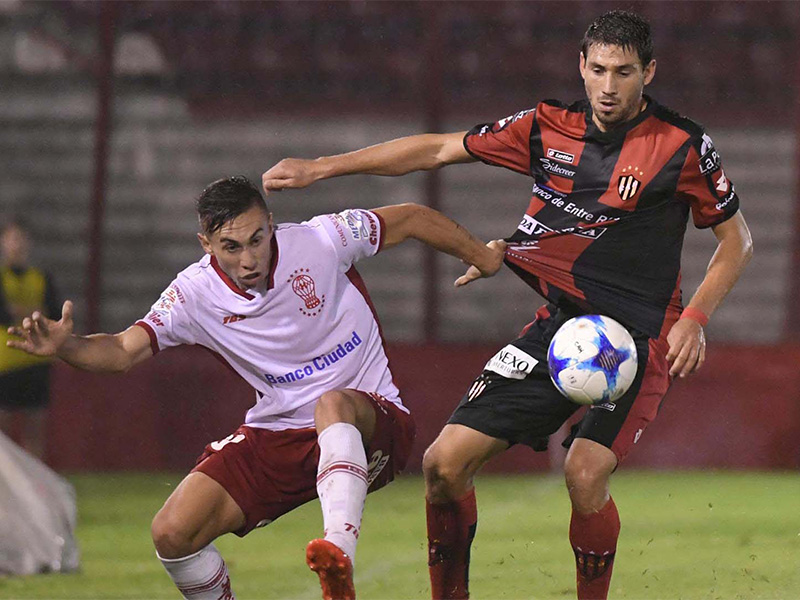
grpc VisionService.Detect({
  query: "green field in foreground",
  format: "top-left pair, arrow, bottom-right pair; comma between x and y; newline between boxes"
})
1,471 -> 798,599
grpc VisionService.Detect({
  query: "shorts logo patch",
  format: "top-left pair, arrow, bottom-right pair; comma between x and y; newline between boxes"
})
466,375 -> 488,402
593,401 -> 616,412
210,433 -> 246,451
485,345 -> 538,380
367,450 -> 390,485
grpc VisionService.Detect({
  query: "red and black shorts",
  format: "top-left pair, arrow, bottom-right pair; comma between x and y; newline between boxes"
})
448,304 -> 671,463
192,391 -> 415,536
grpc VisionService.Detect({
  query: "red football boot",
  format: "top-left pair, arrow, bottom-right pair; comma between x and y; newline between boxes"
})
306,539 -> 355,600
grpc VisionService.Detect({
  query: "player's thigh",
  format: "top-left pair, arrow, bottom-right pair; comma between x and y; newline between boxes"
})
193,425 -> 320,536
570,336 -> 670,464
152,471 -> 245,552
315,388 -> 379,442
423,423 -> 509,480
359,392 -> 415,491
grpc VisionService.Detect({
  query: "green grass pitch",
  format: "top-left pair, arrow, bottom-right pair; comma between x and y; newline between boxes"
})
1,471 -> 798,599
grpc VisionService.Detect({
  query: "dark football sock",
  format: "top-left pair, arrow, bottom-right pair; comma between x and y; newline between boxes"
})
426,488 -> 478,600
570,496 -> 620,600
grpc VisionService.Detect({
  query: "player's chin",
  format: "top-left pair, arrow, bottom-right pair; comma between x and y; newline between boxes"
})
238,273 -> 264,289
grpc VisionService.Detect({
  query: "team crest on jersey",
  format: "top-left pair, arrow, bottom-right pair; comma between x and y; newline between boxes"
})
288,268 -> 325,317
617,165 -> 644,201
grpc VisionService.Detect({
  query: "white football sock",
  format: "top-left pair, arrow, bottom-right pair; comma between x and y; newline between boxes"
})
316,422 -> 369,563
158,544 -> 235,600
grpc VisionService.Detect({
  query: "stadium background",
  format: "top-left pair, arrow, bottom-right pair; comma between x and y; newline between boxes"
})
1,0 -> 798,474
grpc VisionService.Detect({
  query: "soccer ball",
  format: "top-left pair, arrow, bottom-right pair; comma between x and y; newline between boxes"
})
547,315 -> 638,405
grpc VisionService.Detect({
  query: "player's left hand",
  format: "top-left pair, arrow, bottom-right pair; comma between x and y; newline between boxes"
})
455,240 -> 507,287
666,317 -> 706,378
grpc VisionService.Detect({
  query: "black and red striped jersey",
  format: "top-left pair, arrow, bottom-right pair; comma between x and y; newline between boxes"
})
464,96 -> 739,339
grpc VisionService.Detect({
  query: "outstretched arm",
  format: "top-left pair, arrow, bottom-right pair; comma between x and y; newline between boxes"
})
666,211 -> 753,378
7,300 -> 153,373
372,204 -> 505,284
262,132 -> 473,192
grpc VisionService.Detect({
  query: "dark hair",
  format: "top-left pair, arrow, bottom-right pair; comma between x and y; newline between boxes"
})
196,176 -> 269,234
581,10 -> 653,67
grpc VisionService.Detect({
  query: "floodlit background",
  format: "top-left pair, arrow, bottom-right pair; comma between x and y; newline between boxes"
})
1,1 -> 799,598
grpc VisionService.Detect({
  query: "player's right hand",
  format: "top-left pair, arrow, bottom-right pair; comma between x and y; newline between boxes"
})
6,300 -> 75,358
455,240 -> 507,287
262,158 -> 320,192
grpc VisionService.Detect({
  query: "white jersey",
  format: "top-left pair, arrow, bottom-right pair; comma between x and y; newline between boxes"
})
135,209 -> 404,431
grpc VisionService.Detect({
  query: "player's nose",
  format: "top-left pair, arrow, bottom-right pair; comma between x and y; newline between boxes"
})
239,248 -> 257,270
602,74 -> 618,95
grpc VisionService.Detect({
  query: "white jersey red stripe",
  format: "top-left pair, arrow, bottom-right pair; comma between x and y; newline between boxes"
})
135,209 -> 405,431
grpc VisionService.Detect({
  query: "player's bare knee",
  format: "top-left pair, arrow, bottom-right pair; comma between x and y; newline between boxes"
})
564,461 -> 609,512
151,509 -> 196,559
423,444 -> 469,496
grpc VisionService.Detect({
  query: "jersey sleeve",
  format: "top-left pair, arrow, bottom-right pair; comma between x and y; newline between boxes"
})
676,131 -> 740,228
463,107 -> 536,175
315,209 -> 385,268
134,279 -> 195,355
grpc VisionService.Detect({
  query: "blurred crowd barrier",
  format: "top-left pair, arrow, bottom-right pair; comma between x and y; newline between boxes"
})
1,1 -> 798,468
46,343 -> 800,472
1,1 -> 796,344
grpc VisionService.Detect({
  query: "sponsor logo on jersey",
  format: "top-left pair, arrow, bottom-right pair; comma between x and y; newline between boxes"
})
700,133 -> 714,156
569,225 -> 608,239
146,284 -> 186,327
531,183 -> 566,203
222,314 -> 246,325
484,344 -> 539,380
617,165 -> 644,201
518,213 -> 553,236
496,108 -> 534,130
698,133 -> 722,175
716,186 -> 736,211
328,214 -> 349,247
288,268 -> 326,317
264,331 -> 363,385
154,284 -> 185,311
341,210 -> 378,246
539,158 -> 576,178
547,148 -> 576,165
715,170 -> 729,194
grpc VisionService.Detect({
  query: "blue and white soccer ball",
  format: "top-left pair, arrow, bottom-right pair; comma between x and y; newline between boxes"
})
547,315 -> 638,405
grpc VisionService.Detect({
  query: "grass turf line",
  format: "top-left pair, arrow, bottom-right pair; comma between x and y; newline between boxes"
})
0,471 -> 798,599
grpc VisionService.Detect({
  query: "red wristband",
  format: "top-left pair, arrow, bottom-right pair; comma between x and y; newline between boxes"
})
680,307 -> 709,327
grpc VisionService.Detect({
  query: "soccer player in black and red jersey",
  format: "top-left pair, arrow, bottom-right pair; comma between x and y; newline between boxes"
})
261,10 -> 753,600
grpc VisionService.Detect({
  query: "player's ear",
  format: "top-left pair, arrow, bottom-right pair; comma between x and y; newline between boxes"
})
643,58 -> 656,86
197,232 -> 213,255
267,212 -> 274,235
579,52 -> 587,80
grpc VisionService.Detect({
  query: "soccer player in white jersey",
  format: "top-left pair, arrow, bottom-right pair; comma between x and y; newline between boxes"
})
7,176 -> 504,600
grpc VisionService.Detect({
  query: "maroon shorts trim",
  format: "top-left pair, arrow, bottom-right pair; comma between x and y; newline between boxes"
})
192,392 -> 415,536
605,336 -> 670,462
